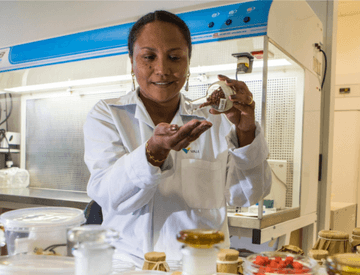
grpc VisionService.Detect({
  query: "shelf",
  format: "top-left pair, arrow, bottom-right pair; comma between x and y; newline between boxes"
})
0,149 -> 20,153
0,187 -> 91,210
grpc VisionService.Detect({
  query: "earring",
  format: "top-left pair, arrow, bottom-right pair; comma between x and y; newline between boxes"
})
185,72 -> 190,92
131,70 -> 136,92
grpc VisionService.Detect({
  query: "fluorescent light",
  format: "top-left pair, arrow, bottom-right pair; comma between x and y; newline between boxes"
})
5,74 -> 132,93
190,59 -> 291,73
5,59 -> 291,93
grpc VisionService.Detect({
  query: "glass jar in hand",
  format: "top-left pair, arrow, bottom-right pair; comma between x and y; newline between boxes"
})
199,81 -> 235,112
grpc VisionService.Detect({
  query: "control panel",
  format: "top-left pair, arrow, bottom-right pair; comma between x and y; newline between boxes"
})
1,0 -> 273,73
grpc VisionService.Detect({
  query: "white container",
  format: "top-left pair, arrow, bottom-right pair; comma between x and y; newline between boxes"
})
73,243 -> 114,275
0,168 -> 29,188
0,254 -> 75,275
0,207 -> 86,256
182,246 -> 218,275
68,225 -> 120,275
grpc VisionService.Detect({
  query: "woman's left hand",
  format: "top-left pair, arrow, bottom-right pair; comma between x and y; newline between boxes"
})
209,74 -> 256,147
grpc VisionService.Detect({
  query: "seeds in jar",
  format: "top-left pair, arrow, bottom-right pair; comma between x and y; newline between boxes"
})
200,87 -> 226,109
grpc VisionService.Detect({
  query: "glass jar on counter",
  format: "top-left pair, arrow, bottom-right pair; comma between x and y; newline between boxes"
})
351,228 -> 360,253
0,207 -> 86,256
325,253 -> 360,275
308,249 -> 329,266
68,225 -> 119,275
243,251 -> 319,275
176,229 -> 224,275
312,230 -> 351,256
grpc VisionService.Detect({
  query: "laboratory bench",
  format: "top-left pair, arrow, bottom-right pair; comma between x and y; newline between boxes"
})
0,187 -> 91,210
0,188 -> 317,253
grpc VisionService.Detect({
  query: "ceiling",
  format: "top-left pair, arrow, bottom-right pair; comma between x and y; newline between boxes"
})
338,0 -> 360,17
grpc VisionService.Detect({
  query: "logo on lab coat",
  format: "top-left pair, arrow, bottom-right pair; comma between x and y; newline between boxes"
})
182,147 -> 191,153
182,147 -> 200,154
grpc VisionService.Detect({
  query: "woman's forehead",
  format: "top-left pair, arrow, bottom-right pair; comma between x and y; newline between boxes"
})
134,21 -> 188,50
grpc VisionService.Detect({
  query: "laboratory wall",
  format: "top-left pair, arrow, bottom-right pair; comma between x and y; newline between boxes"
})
336,13 -> 360,85
332,10 -> 360,226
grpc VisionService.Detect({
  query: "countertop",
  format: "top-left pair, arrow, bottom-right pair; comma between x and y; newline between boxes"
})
0,187 -> 91,210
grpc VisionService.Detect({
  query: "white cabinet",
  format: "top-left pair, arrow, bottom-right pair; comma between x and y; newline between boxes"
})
332,104 -> 360,227
330,202 -> 356,235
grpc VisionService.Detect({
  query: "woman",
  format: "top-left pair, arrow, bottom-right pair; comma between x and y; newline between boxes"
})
84,10 -> 271,265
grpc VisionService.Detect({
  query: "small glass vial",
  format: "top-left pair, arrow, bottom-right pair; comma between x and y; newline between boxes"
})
68,225 -> 119,275
176,229 -> 224,275
200,81 -> 235,112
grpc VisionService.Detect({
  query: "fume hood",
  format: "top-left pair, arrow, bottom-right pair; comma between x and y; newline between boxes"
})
0,0 -> 323,250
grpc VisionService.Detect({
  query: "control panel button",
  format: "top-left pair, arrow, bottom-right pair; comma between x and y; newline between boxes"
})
244,16 -> 250,23
225,19 -> 232,26
208,22 -> 215,28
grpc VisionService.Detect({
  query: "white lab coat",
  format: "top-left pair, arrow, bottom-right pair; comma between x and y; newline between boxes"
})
84,89 -> 271,264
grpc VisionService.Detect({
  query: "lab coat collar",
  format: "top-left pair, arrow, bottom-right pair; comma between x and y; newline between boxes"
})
109,88 -> 206,129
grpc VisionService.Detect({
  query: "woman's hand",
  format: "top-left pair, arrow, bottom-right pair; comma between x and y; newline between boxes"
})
146,119 -> 212,166
209,74 -> 256,147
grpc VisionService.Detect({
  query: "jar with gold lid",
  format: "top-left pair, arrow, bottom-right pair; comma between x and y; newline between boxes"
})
325,253 -> 360,275
176,229 -> 224,275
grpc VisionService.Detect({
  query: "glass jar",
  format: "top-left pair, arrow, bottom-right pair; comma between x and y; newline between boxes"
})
312,230 -> 351,256
68,225 -> 119,275
216,248 -> 239,274
142,252 -> 169,272
243,251 -> 319,275
199,81 -> 235,112
176,229 -> 224,275
325,253 -> 360,275
308,249 -> 328,266
351,228 -> 360,253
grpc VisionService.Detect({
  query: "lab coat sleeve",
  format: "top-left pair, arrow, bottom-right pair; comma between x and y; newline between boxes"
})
224,122 -> 272,207
84,100 -> 175,215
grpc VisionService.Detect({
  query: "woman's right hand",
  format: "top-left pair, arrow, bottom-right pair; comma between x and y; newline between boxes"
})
146,119 -> 212,166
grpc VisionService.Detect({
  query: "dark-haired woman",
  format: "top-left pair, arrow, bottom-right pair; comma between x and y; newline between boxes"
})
84,10 -> 271,265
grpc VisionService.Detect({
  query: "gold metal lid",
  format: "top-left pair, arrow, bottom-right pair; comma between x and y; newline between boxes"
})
176,229 -> 224,248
